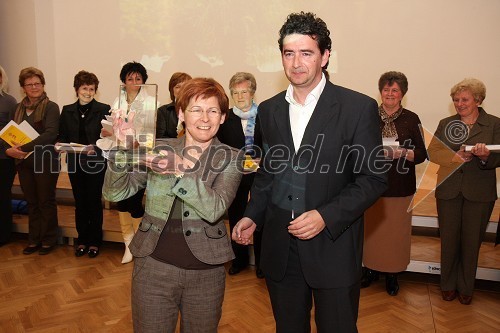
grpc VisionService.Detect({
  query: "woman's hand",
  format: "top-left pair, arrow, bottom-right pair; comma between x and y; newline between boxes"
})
232,217 -> 257,245
453,149 -> 473,163
470,143 -> 490,161
385,147 -> 407,160
101,128 -> 113,137
6,145 -> 28,159
141,150 -> 184,175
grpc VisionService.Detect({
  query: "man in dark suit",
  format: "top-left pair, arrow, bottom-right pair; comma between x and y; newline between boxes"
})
233,12 -> 387,333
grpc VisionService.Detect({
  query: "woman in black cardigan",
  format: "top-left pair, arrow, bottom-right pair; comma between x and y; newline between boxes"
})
59,71 -> 110,258
362,71 -> 427,295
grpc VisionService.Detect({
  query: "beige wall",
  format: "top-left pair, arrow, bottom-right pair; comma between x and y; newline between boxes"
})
1,0 -> 499,133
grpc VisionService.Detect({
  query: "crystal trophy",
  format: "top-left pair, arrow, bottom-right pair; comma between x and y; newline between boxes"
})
117,83 -> 158,151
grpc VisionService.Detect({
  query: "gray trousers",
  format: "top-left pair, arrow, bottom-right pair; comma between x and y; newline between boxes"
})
131,256 -> 225,333
437,193 -> 494,296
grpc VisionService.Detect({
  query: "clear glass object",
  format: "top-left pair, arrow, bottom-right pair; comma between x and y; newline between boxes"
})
117,84 -> 158,151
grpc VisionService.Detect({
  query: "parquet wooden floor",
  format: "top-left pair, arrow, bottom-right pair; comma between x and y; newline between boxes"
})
0,236 -> 499,333
7,169 -> 500,332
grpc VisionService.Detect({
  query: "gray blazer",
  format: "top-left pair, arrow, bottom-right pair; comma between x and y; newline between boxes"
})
103,137 -> 243,264
428,108 -> 500,202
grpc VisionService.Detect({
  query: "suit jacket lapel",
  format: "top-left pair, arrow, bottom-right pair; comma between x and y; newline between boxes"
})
68,102 -> 80,123
467,108 -> 488,142
300,82 -> 339,149
85,102 -> 100,123
272,98 -> 295,154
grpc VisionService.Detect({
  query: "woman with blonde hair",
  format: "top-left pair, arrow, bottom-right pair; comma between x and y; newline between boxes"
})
217,72 -> 263,277
428,78 -> 500,304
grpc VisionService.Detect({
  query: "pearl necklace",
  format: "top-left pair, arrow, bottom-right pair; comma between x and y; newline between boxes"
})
78,105 -> 90,118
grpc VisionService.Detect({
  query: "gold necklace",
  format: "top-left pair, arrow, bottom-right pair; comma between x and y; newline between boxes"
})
463,117 -> 477,129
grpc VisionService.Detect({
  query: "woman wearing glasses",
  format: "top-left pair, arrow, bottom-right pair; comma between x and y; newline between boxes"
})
5,67 -> 60,255
103,78 -> 243,332
217,72 -> 263,278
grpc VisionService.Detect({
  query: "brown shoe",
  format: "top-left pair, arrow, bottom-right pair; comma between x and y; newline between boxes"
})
458,294 -> 472,305
441,290 -> 457,301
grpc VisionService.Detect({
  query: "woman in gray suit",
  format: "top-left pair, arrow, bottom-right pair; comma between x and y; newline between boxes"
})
428,78 -> 500,305
103,78 -> 243,332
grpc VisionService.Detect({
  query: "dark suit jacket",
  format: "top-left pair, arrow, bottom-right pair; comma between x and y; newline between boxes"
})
59,100 -> 110,169
59,100 -> 110,144
245,81 -> 388,288
428,108 -> 500,202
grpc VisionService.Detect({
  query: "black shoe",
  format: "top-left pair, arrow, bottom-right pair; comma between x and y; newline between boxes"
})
23,244 -> 40,255
88,248 -> 100,258
75,246 -> 88,257
386,274 -> 399,296
39,245 -> 55,255
361,268 -> 379,288
228,265 -> 242,275
229,263 -> 248,275
256,268 -> 265,279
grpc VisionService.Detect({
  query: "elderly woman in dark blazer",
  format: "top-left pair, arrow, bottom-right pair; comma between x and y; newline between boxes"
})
59,70 -> 110,258
428,78 -> 500,305
217,72 -> 263,277
5,67 -> 60,255
103,78 -> 243,332
362,71 -> 427,296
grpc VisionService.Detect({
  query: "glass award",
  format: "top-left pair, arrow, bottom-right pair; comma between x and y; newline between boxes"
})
117,83 -> 158,152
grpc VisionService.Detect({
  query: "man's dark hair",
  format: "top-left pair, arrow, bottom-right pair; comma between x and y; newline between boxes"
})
278,12 -> 332,77
119,61 -> 148,83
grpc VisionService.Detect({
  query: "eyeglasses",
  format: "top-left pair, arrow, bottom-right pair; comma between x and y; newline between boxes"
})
232,90 -> 250,96
186,107 -> 222,118
24,83 -> 43,89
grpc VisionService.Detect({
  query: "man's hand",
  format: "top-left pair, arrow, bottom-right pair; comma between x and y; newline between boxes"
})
232,217 -> 257,245
288,209 -> 326,240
